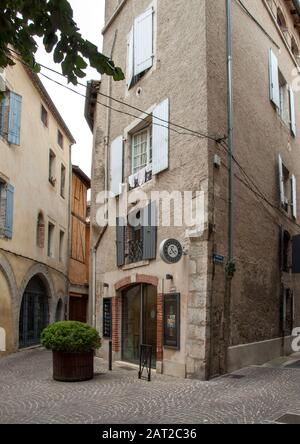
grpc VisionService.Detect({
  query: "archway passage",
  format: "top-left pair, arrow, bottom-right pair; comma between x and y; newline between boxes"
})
19,275 -> 49,349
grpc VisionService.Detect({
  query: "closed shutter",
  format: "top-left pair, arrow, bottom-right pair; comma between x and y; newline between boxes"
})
5,184 -> 14,239
8,92 -> 22,145
289,86 -> 296,137
278,154 -> 285,206
134,7 -> 154,76
279,226 -> 284,272
110,136 -> 123,196
116,217 -> 125,267
269,49 -> 280,109
291,174 -> 297,219
152,98 -> 169,175
142,201 -> 157,260
293,234 -> 300,274
127,27 -> 134,87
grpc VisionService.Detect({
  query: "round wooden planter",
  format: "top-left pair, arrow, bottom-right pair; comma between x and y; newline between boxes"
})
52,351 -> 94,382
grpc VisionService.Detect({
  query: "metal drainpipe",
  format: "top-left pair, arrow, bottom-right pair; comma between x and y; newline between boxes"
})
223,0 -> 234,373
91,31 -> 118,329
226,0 -> 234,263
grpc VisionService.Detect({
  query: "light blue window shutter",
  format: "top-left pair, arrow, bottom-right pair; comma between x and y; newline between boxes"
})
0,96 -> 6,135
5,184 -> 14,239
152,98 -> 169,175
278,154 -> 285,206
289,86 -> 296,137
110,136 -> 123,197
269,49 -> 280,108
8,92 -> 22,145
134,7 -> 154,76
127,27 -> 134,87
116,217 -> 125,267
292,175 -> 297,219
142,201 -> 157,260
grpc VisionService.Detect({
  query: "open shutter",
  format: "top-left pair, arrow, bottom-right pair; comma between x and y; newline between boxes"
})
5,184 -> 14,239
152,99 -> 169,175
0,96 -> 6,135
116,217 -> 125,267
278,154 -> 285,206
127,27 -> 134,87
289,86 -> 296,137
8,92 -> 22,145
110,136 -> 123,197
292,174 -> 297,219
142,201 -> 157,260
134,7 -> 154,76
279,226 -> 284,272
269,49 -> 280,109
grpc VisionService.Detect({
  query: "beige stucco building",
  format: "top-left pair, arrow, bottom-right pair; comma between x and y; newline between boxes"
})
89,0 -> 300,379
0,58 -> 75,355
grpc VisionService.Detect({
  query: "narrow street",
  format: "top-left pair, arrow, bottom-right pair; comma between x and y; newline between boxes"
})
1,349 -> 300,424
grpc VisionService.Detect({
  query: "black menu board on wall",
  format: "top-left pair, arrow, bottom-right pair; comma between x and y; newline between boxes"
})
103,298 -> 112,339
163,293 -> 180,349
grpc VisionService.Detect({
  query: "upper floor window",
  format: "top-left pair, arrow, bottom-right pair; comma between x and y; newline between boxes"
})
0,180 -> 14,239
291,36 -> 300,60
59,230 -> 65,263
49,149 -> 56,186
132,127 -> 152,174
47,222 -> 55,257
278,154 -> 297,219
0,91 -> 22,145
41,105 -> 48,127
60,164 -> 66,198
277,8 -> 287,32
127,7 -> 154,88
37,212 -> 45,248
57,130 -> 63,149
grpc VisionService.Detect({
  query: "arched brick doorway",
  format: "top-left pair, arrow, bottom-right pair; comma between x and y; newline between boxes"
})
19,275 -> 49,348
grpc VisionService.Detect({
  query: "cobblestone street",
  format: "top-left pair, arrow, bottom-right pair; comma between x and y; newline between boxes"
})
1,349 -> 300,424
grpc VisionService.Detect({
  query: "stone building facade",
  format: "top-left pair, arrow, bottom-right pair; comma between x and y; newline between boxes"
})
89,0 -> 300,379
0,58 -> 75,356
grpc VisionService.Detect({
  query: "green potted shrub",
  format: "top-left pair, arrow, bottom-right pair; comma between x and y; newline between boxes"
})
41,321 -> 101,382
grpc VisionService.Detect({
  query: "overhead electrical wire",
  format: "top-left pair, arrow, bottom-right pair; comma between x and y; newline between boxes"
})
6,50 -> 300,232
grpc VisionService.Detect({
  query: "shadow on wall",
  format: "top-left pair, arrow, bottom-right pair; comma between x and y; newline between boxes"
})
0,327 -> 6,352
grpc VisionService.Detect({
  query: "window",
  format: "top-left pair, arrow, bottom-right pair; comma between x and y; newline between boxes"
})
57,130 -> 63,149
41,105 -> 48,127
0,181 -> 14,239
278,71 -> 289,124
59,230 -> 64,262
277,8 -> 287,32
269,49 -> 296,135
116,202 -> 157,267
278,154 -> 297,218
0,91 -> 22,145
291,36 -> 300,61
127,7 -> 154,88
60,164 -> 66,198
132,127 -> 152,174
47,222 -> 55,257
49,150 -> 56,186
37,212 -> 45,248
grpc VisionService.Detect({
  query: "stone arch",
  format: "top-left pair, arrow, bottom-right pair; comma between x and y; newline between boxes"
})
0,252 -> 18,351
17,263 -> 55,332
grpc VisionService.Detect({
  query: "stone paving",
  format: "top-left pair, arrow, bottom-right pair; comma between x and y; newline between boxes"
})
1,349 -> 300,424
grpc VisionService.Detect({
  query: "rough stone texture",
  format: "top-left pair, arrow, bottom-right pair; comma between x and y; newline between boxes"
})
1,350 -> 300,424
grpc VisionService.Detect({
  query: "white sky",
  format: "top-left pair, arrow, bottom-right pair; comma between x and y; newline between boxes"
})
36,0 -> 105,178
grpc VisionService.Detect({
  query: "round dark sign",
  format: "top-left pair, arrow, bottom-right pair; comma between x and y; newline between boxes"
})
160,239 -> 183,264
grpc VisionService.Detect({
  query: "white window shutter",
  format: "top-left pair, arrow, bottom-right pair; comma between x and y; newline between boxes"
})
110,136 -> 123,197
278,154 -> 285,206
269,49 -> 280,108
127,27 -> 134,88
134,7 -> 153,76
289,86 -> 296,137
292,174 -> 297,219
152,99 -> 169,175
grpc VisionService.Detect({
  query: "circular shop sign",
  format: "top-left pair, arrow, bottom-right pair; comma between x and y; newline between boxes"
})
160,239 -> 183,264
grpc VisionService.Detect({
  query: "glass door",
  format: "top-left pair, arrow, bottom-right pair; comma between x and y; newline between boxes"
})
122,284 -> 157,366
